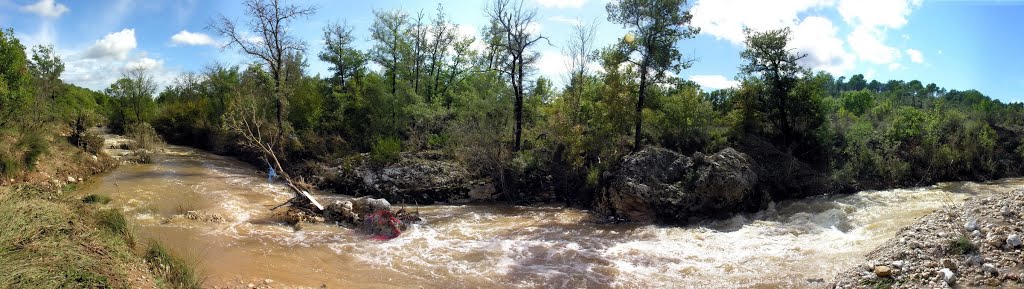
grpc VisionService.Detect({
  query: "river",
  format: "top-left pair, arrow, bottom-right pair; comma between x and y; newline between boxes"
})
77,145 -> 1021,288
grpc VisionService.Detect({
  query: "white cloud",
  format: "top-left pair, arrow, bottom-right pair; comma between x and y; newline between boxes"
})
548,16 -> 582,26
125,57 -> 163,71
847,26 -> 900,65
534,0 -> 586,9
170,30 -> 216,46
888,62 -> 901,71
691,0 -> 832,45
21,0 -> 69,18
790,16 -> 855,75
905,48 -> 924,64
837,0 -> 921,30
537,50 -> 570,82
85,28 -> 137,60
455,24 -> 488,52
689,75 -> 739,90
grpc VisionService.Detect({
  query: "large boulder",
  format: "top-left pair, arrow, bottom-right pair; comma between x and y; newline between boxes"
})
319,153 -> 494,204
597,147 -> 766,223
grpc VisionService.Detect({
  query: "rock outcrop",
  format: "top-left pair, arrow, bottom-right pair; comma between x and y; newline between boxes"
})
319,153 -> 494,204
597,147 -> 766,223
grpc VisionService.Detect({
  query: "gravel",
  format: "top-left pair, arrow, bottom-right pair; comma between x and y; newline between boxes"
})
831,189 -> 1024,288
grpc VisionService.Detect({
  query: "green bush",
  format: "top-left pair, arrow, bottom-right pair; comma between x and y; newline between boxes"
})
96,209 -> 133,246
125,122 -> 163,150
0,155 -> 19,177
948,235 -> 978,255
19,133 -> 47,170
370,136 -> 401,166
145,241 -> 202,289
82,194 -> 112,204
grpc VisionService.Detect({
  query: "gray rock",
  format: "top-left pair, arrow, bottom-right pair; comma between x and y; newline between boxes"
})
1003,206 -> 1012,217
965,219 -> 978,231
321,153 -> 492,204
982,263 -> 999,276
1007,234 -> 1022,248
940,268 -> 957,285
596,147 -> 763,223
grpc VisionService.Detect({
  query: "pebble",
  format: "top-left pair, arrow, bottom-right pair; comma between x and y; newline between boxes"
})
982,263 -> 998,276
891,260 -> 905,269
941,258 -> 958,271
874,265 -> 893,277
972,230 -> 982,238
1003,206 -> 1012,217
940,268 -> 957,285
965,219 -> 978,231
968,255 -> 983,266
1008,234 -> 1022,248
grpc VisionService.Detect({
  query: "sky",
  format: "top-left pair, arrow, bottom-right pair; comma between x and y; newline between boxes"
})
2,0 -> 1023,102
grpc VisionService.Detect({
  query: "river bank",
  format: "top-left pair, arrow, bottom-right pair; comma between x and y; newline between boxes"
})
831,188 -> 1024,288
0,128 -> 201,289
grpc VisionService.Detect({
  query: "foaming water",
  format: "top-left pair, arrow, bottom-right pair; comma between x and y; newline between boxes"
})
78,145 -> 1018,288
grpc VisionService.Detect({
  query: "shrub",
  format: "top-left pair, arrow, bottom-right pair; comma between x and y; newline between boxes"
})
145,241 -> 202,289
0,154 -> 20,177
125,122 -> 163,150
948,235 -> 978,255
81,194 -> 112,204
370,136 -> 401,166
19,133 -> 48,170
96,209 -> 133,246
80,130 -> 105,154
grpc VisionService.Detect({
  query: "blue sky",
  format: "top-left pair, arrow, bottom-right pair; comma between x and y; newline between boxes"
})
2,0 -> 1023,102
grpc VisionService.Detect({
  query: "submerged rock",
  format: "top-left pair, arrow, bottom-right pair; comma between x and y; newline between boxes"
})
596,147 -> 764,223
320,153 -> 493,204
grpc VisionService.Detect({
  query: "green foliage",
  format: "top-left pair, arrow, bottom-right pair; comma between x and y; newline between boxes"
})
96,209 -> 133,246
82,194 -> 112,204
145,241 -> 202,289
948,235 -> 978,255
105,68 -> 158,133
370,136 -> 402,166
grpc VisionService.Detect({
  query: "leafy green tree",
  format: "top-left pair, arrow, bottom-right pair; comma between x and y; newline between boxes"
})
0,28 -> 32,127
105,67 -> 158,132
739,28 -> 825,150
369,9 -> 411,96
319,21 -> 365,90
606,0 -> 699,151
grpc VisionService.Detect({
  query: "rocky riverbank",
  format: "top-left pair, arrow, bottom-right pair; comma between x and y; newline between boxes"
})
831,189 -> 1024,288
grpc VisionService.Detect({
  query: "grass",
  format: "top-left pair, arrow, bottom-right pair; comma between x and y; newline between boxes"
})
949,234 -> 978,255
97,208 -> 135,247
145,241 -> 203,289
860,277 -> 896,289
0,185 -> 124,288
82,194 -> 112,204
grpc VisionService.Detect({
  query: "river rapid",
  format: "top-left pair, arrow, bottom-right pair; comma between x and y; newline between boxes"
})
77,145 -> 1020,288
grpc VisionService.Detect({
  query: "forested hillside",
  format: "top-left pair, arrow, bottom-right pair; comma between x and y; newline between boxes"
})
4,0 -> 1024,206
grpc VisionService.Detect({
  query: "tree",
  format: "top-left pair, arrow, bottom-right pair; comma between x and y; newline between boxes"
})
105,67 -> 158,131
211,0 -> 315,135
369,9 -> 411,97
606,0 -> 699,151
0,28 -> 32,127
485,0 -> 546,151
319,21 -> 365,90
426,4 -> 454,103
563,20 -> 597,123
739,28 -> 825,150
27,44 -> 64,101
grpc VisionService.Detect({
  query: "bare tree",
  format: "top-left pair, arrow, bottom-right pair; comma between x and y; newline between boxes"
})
426,4 -> 453,103
210,0 -> 315,136
562,20 -> 597,123
485,0 -> 546,151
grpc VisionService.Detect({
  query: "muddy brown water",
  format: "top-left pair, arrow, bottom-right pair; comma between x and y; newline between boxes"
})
77,145 -> 1019,288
